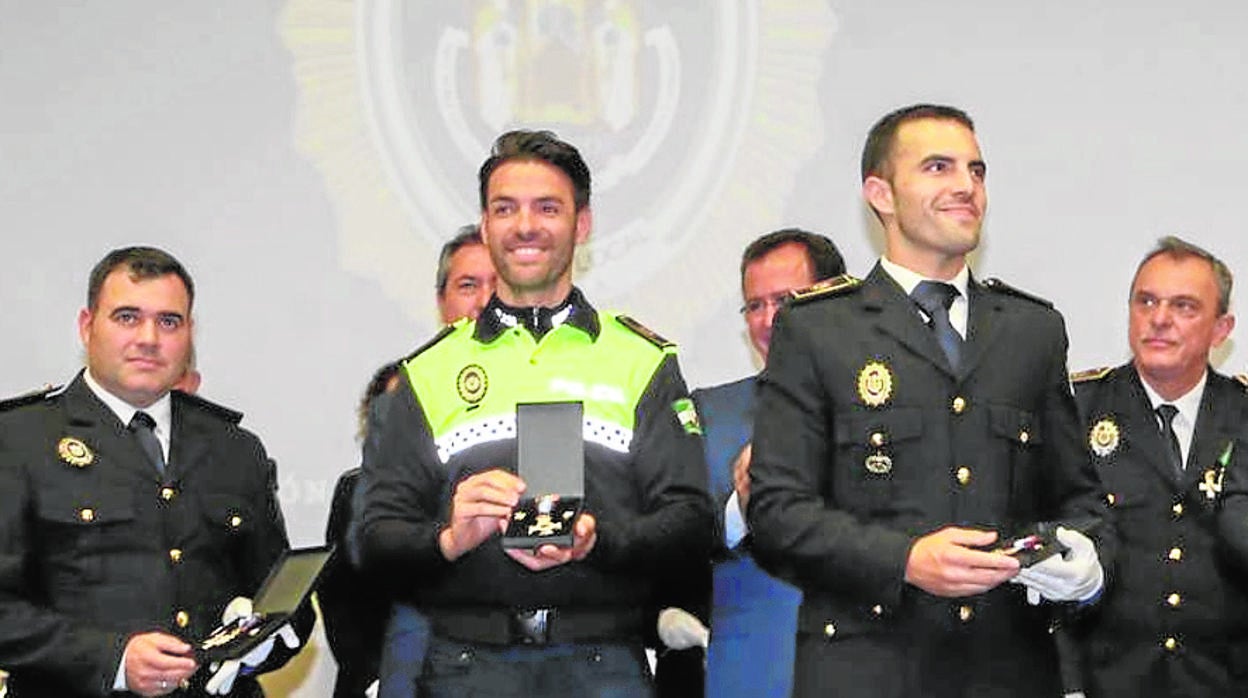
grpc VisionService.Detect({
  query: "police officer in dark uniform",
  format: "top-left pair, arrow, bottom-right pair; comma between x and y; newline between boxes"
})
1069,236 -> 1248,697
0,246 -> 311,697
361,130 -> 711,697
748,104 -> 1114,698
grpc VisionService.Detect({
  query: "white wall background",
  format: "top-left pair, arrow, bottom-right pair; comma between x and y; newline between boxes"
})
3,1 -> 1247,693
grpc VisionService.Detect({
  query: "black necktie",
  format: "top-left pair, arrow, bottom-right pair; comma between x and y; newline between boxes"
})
911,281 -> 962,370
1155,404 -> 1183,478
129,411 -> 166,473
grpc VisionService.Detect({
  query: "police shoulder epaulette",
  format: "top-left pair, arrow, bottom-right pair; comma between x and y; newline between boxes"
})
1070,366 -> 1113,384
176,391 -> 244,425
1235,374 -> 1248,390
981,278 -> 1054,308
401,322 -> 460,363
615,314 -> 674,349
0,384 -> 59,412
788,274 -> 861,305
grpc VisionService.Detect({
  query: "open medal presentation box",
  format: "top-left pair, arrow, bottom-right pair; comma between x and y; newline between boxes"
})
501,401 -> 586,550
196,545 -> 334,663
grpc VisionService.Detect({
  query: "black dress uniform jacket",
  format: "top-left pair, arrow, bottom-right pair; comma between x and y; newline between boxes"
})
0,373 -> 310,697
1071,364 -> 1248,697
748,264 -> 1113,698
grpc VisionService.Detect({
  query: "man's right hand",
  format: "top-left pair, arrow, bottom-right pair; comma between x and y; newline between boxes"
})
904,527 -> 1021,597
438,468 -> 525,561
123,631 -> 198,697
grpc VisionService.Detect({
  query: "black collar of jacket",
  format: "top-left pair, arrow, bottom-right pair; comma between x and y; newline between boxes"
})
473,286 -> 601,343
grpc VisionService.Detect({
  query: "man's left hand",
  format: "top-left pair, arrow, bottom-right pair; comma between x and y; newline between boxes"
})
1011,527 -> 1104,604
505,512 -> 597,571
204,597 -> 301,695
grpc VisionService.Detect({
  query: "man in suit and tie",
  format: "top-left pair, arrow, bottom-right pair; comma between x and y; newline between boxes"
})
1069,235 -> 1248,696
748,103 -> 1114,698
691,228 -> 844,698
0,246 -> 310,697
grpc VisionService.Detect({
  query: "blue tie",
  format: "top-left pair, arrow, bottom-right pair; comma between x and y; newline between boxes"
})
911,281 -> 962,370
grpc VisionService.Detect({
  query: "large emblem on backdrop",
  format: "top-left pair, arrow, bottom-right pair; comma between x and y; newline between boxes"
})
281,0 -> 836,324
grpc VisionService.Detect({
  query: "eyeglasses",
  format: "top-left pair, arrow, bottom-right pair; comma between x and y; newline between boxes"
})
740,292 -> 791,317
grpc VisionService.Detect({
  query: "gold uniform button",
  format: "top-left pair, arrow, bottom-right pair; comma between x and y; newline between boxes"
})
823,622 -> 836,638
1106,493 -> 1117,506
956,467 -> 971,486
78,508 -> 95,523
1168,547 -> 1183,561
1172,502 -> 1184,517
175,611 -> 190,628
871,604 -> 884,617
958,605 -> 974,622
169,549 -> 183,564
229,515 -> 243,529
1019,430 -> 1030,444
1167,593 -> 1182,607
952,397 -> 967,414
160,487 -> 176,501
870,432 -> 886,448
1164,637 -> 1178,651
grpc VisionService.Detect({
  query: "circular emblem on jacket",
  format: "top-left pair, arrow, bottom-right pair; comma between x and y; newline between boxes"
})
457,364 -> 488,404
857,361 -> 894,408
1088,418 -> 1120,458
57,436 -> 94,467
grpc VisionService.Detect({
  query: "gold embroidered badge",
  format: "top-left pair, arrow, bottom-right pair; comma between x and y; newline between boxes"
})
1088,418 -> 1119,458
857,361 -> 894,408
57,437 -> 94,468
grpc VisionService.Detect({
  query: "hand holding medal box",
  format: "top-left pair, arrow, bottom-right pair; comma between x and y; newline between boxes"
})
501,402 -> 586,550
195,546 -> 331,663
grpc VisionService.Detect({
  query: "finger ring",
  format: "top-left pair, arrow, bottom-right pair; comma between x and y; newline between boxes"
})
160,679 -> 169,691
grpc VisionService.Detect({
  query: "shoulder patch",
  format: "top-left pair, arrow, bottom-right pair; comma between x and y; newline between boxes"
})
0,384 -> 59,412
615,314 -> 674,349
176,391 -> 244,424
981,278 -> 1054,308
789,274 -> 861,305
1235,374 -> 1248,390
1070,366 -> 1113,384
402,323 -> 459,363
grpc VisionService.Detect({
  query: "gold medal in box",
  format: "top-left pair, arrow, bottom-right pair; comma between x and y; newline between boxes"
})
501,402 -> 585,550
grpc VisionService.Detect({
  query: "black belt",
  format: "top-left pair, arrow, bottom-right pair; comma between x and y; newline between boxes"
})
427,607 -> 644,646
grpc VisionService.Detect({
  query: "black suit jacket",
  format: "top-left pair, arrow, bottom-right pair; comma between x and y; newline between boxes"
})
321,468 -> 387,698
749,264 -> 1113,698
0,373 -> 311,697
1074,364 -> 1248,697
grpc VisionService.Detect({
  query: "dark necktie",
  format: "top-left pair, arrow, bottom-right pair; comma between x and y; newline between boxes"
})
129,411 -> 166,473
911,280 -> 962,370
1155,404 -> 1183,478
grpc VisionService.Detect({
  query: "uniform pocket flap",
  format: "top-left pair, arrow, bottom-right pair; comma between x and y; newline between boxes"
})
834,408 -> 923,446
988,404 -> 1043,446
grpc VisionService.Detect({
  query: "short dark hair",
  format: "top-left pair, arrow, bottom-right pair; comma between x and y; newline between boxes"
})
357,360 -> 403,441
87,246 -> 195,312
436,224 -> 484,297
478,130 -> 592,212
740,228 -> 846,289
860,104 -> 975,182
1133,235 -> 1234,315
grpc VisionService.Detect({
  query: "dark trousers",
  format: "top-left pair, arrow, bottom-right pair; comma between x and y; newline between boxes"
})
420,635 -> 654,698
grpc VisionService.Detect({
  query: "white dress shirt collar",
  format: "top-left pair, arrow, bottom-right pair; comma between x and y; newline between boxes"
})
82,369 -> 172,459
879,257 -> 971,337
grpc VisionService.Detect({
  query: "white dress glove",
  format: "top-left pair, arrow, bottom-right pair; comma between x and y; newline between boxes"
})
657,607 -> 710,650
205,597 -> 300,695
365,679 -> 379,698
1011,527 -> 1104,604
